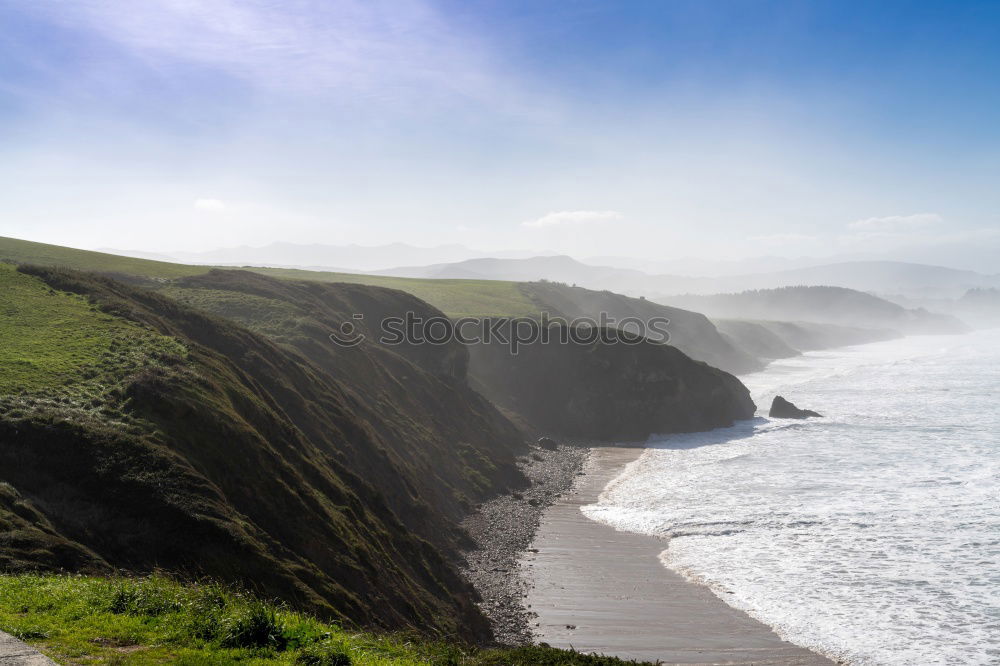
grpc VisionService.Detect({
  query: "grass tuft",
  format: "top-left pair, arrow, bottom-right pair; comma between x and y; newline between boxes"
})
107,578 -> 184,617
295,639 -> 353,665
218,599 -> 287,650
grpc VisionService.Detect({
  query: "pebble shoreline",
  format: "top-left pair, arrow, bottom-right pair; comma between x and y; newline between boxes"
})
459,443 -> 590,646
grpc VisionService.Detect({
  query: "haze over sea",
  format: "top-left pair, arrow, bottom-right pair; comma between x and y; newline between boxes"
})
584,331 -> 1000,665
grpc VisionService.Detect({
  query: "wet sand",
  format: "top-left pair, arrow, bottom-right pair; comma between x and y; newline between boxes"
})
521,446 -> 838,665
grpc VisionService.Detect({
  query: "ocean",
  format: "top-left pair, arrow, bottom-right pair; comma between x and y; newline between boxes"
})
582,330 -> 1000,665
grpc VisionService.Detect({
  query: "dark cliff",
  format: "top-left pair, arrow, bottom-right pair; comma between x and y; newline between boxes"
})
467,321 -> 756,440
521,281 -> 762,375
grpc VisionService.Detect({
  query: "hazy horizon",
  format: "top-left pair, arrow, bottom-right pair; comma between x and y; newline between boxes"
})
67,238 -> 1000,277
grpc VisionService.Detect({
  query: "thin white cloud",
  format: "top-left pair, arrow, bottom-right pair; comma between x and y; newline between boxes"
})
194,198 -> 226,212
848,213 -> 942,231
523,210 -> 623,228
22,0 -> 526,112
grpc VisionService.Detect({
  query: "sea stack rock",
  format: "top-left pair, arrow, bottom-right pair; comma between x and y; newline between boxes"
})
769,395 -> 822,419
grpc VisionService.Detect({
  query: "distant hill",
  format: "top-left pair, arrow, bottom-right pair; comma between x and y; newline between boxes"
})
713,320 -> 801,360
102,241 -> 537,272
709,261 -> 1000,299
716,319 -> 900,357
664,286 -> 969,335
380,255 -> 1000,300
891,287 -> 1000,328
377,254 -> 651,293
959,289 -> 1000,327
519,281 -> 762,375
583,254 -> 830,277
86,236 -> 1000,301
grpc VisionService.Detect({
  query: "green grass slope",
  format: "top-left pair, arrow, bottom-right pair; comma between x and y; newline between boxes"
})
0,574 -> 655,665
0,264 -> 185,393
0,265 -> 527,639
0,237 -> 205,279
249,267 -> 540,319
0,237 -> 770,373
0,237 -> 538,318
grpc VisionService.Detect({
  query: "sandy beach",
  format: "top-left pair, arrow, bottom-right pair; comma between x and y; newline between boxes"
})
520,446 -> 838,665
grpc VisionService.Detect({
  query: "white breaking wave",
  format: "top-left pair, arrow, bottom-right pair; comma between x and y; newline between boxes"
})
582,331 -> 1000,665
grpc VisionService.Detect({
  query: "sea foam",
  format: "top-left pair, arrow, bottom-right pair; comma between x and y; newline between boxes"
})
582,331 -> 1000,665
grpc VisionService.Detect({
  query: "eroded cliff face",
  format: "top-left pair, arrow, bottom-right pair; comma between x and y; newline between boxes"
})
0,266 -> 524,639
467,322 -> 756,441
164,270 -> 525,530
521,281 -> 763,375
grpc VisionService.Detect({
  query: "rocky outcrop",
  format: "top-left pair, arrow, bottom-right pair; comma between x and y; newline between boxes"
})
769,396 -> 822,419
536,437 -> 559,451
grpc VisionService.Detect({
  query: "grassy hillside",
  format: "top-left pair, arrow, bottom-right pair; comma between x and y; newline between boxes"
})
250,267 -> 540,318
1,264 -> 530,638
0,237 -> 205,279
0,574 -> 652,665
0,237 -> 539,318
0,264 -> 185,393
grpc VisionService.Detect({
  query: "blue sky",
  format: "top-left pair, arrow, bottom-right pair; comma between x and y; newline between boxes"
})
1,0 -> 998,269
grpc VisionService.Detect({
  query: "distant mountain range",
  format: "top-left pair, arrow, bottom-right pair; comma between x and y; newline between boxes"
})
100,242 -> 538,272
377,255 -> 648,287
716,261 -> 1000,300
378,255 -> 1000,300
101,242 -> 1000,299
667,286 -> 969,335
582,254 -> 849,277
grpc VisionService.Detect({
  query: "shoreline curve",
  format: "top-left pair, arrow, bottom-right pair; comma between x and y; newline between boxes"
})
520,445 -> 840,665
